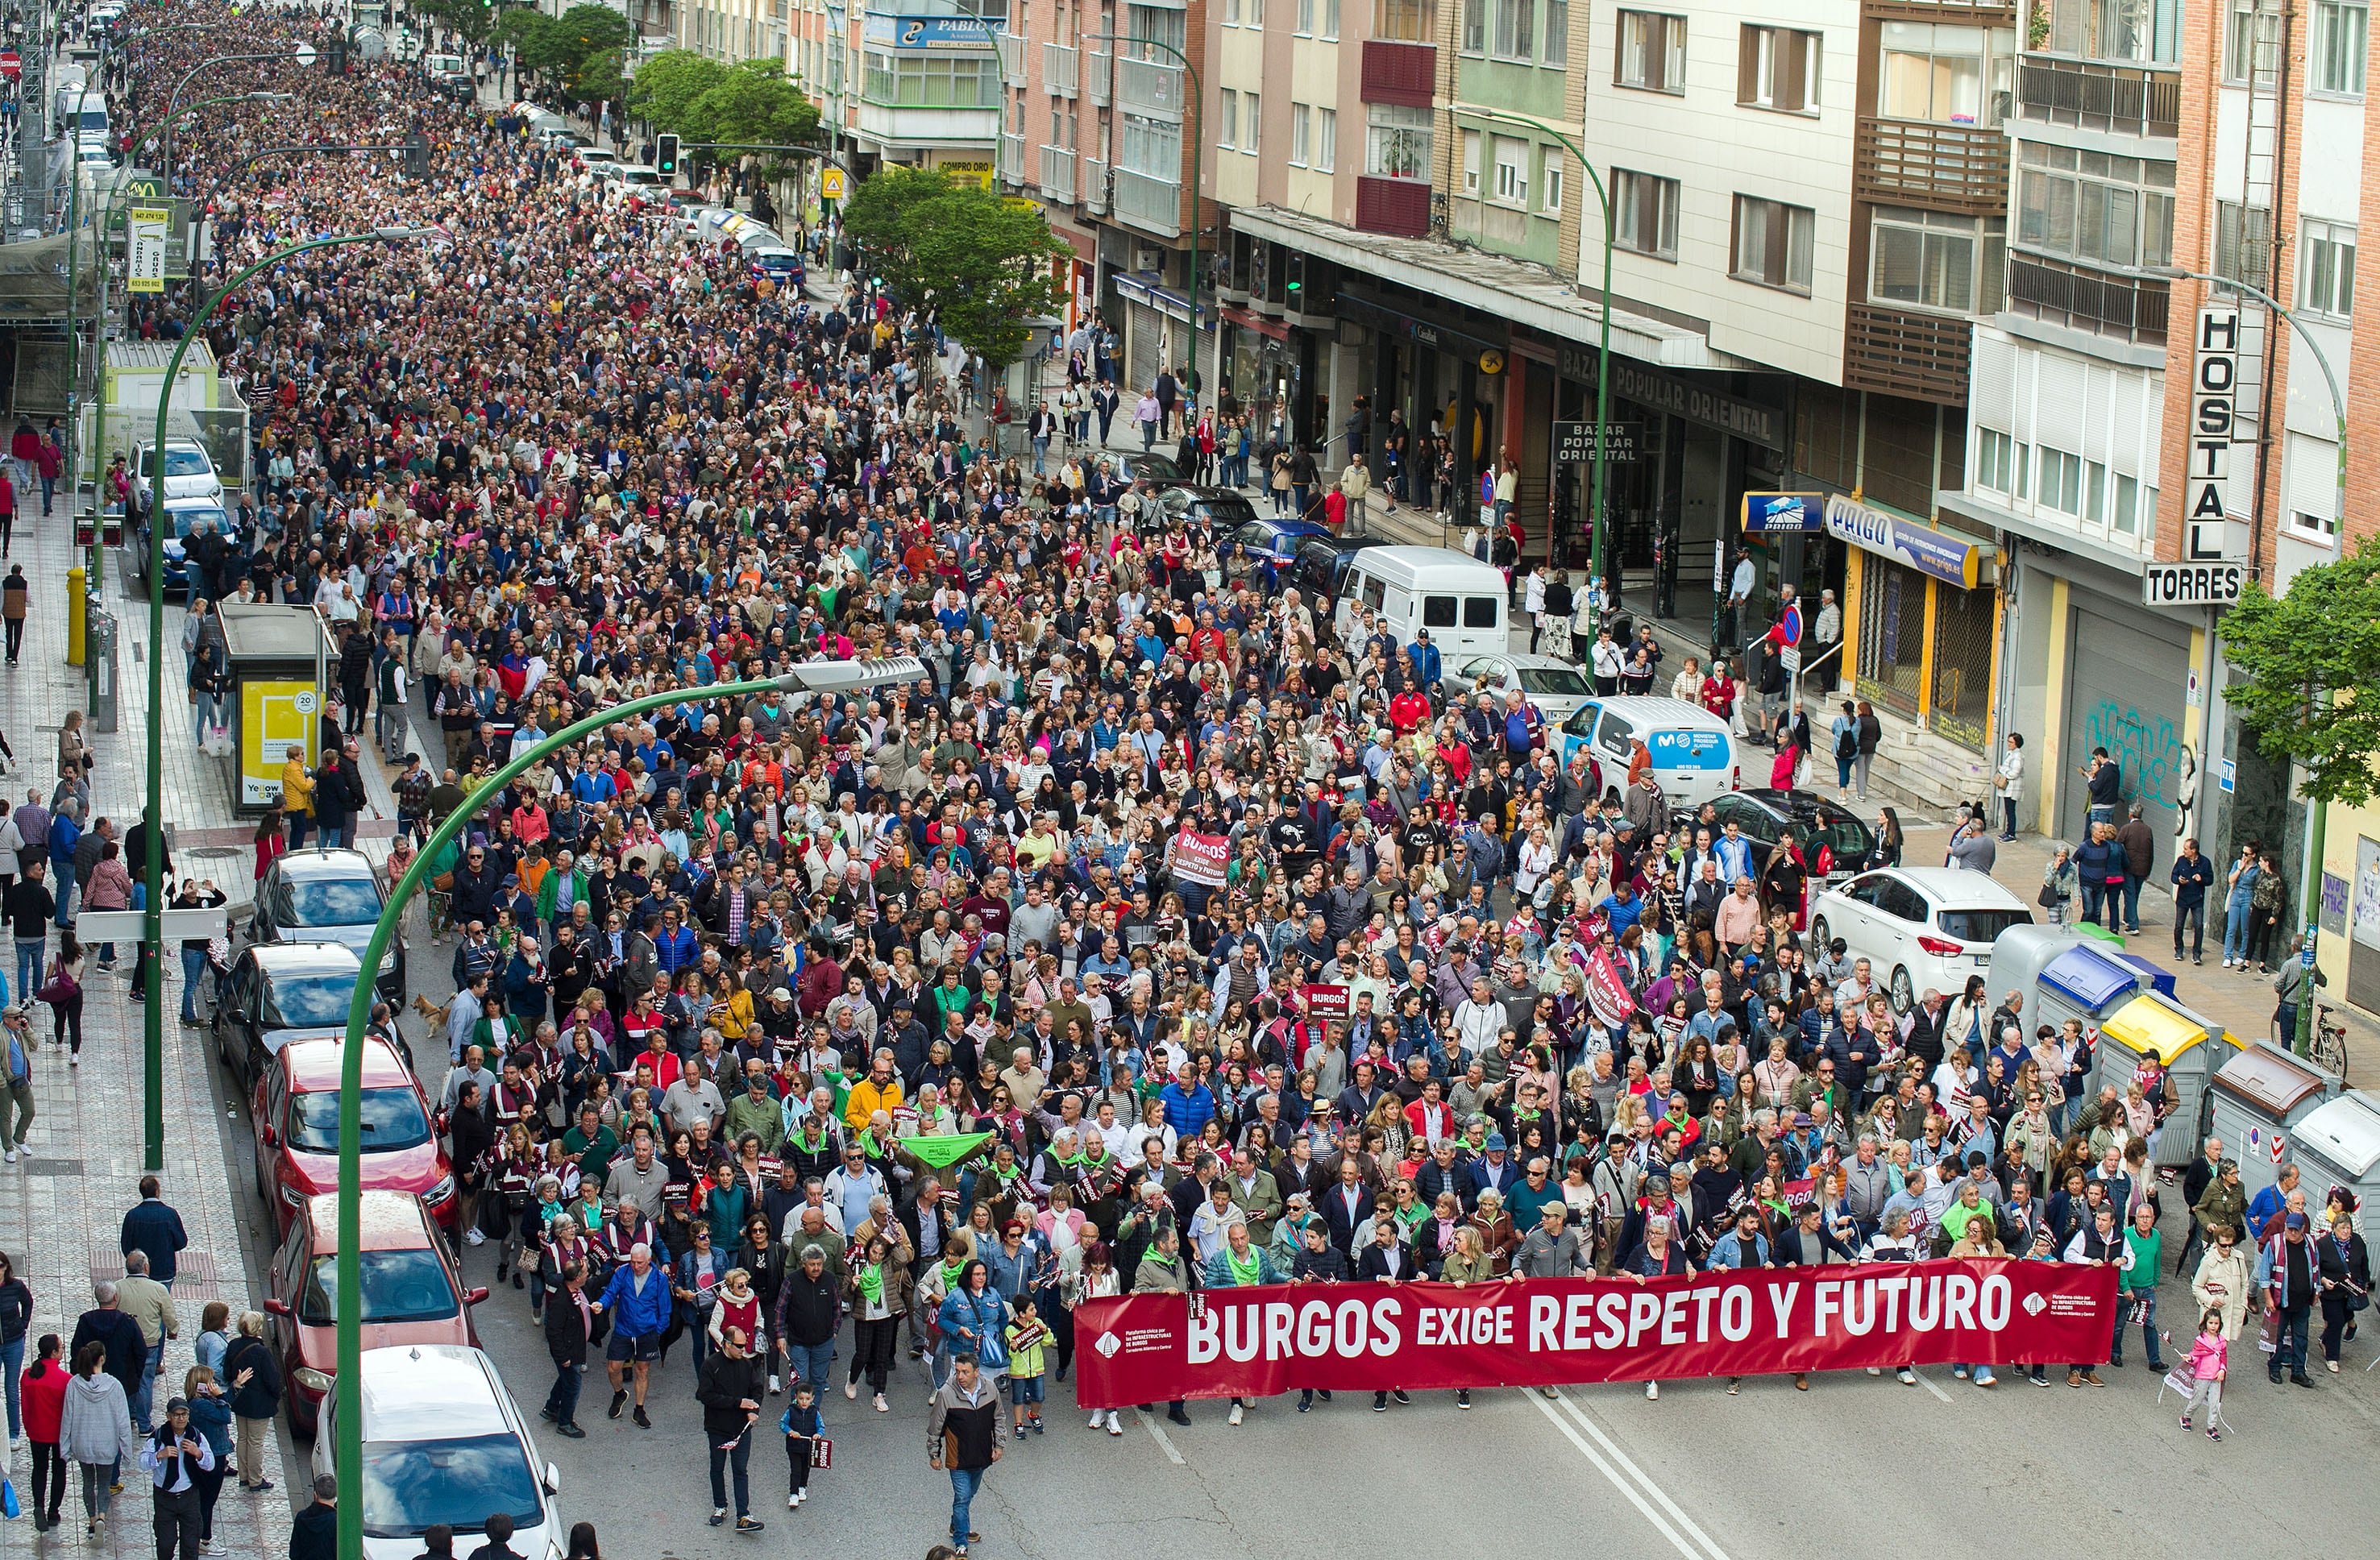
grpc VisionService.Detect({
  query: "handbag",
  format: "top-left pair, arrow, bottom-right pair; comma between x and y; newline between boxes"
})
35,960 -> 77,1006
2037,883 -> 2064,910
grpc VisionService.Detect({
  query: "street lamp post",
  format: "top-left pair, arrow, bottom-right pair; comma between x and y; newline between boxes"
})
138,227 -> 437,1173
1455,107 -> 1614,641
333,658 -> 924,1560
2155,265 -> 2345,1059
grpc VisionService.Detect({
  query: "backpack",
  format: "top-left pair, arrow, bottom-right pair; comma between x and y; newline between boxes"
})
1834,723 -> 1858,761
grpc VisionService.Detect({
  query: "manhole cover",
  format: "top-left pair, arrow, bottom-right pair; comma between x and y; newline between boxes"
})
187,846 -> 246,859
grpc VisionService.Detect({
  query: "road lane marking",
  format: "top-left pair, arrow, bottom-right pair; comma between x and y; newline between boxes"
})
1523,1388 -> 1710,1560
1547,1388 -> 1732,1560
1914,1369 -> 1955,1404
1134,1407 -> 1186,1464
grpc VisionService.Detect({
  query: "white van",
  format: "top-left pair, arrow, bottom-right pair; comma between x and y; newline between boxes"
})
1331,546 -> 1510,662
1554,695 -> 1742,807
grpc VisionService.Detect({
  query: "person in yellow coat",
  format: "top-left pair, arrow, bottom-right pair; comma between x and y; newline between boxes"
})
279,745 -> 316,848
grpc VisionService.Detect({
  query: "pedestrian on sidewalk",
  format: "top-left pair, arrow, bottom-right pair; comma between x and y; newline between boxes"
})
2,562 -> 25,664
1995,733 -> 2025,840
2170,837 -> 2213,964
114,1250 -> 177,1434
21,1332 -> 70,1531
181,1366 -> 234,1554
221,1311 -> 280,1492
2074,822 -> 2120,927
1134,389 -> 1159,452
1092,381 -> 1117,445
137,1392 -> 215,1560
59,1338 -> 136,1541
2221,841 -> 2264,969
1853,699 -> 1881,800
2,1005 -> 33,1160
39,931 -> 83,1059
7,857 -> 50,1002
122,1176 -> 191,1287
780,1381 -> 824,1508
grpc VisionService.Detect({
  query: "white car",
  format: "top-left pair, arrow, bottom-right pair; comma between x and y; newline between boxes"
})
131,438 -> 224,506
314,1344 -> 564,1560
1442,652 -> 1595,725
1807,866 -> 2035,1014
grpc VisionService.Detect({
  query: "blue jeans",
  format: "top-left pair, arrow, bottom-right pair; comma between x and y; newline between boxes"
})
15,936 -> 44,1002
2224,894 -> 2255,961
51,873 -> 73,927
2079,880 -> 2107,925
2270,1305 -> 2311,1377
135,1338 -> 164,1433
544,1360 -> 582,1426
783,1338 -> 833,1392
181,946 -> 210,1023
947,1465 -> 986,1546
193,691 -> 219,747
2120,876 -> 2144,929
2112,1288 -> 2164,1367
2,1332 -> 23,1438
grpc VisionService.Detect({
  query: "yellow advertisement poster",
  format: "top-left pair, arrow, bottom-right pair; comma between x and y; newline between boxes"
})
240,678 -> 319,806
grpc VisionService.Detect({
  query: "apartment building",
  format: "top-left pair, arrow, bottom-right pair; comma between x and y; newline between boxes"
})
679,0 -> 791,63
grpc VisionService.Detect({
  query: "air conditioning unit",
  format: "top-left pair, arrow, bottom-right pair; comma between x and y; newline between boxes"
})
1135,246 -> 1165,274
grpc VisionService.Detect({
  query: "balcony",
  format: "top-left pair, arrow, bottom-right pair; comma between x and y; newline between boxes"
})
1044,41 -> 1078,98
1114,166 -> 1182,237
1084,156 -> 1110,214
2005,254 -> 2170,345
1117,56 -> 1186,116
1356,176 -> 1431,238
2017,56 -> 2179,140
997,28 -> 1026,88
1864,0 -> 2014,19
1855,118 -> 2009,216
1040,143 -> 1076,205
1842,303 -> 1972,405
1086,47 -> 1111,105
999,131 -> 1027,186
1360,39 -> 1434,108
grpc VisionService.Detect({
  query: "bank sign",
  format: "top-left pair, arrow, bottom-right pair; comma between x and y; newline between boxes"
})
1823,495 -> 1982,590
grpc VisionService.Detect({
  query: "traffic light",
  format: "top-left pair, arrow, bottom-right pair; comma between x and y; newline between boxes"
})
323,35 -> 348,76
404,131 -> 430,180
654,133 -> 679,180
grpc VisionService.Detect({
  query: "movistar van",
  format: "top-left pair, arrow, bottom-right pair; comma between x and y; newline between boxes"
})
1556,695 -> 1741,807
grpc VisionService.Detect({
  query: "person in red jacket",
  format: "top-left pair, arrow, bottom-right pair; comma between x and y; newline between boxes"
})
20,1331 -> 71,1532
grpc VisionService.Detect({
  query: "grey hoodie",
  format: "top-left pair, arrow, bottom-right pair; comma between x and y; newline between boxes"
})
59,1371 -> 136,1467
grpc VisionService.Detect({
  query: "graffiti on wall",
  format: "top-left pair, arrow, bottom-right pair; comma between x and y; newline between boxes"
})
2083,700 -> 2188,813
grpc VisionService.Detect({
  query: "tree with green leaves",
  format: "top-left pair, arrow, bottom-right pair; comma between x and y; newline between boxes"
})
685,58 -> 820,152
413,0 -> 499,48
2220,537 -> 2380,805
840,167 -> 1067,371
499,4 -> 631,98
625,48 -> 726,131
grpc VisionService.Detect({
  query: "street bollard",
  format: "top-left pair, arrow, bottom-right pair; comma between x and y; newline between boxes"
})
66,564 -> 85,665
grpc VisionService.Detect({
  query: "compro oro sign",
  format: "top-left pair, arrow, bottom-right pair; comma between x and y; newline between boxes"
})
2142,561 -> 2245,608
127,205 -> 171,295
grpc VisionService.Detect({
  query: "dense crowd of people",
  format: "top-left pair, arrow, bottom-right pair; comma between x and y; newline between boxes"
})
2,2 -> 2375,1557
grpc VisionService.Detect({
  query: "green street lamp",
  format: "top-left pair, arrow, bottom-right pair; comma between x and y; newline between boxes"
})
137,227 -> 442,1173
332,657 -> 924,1560
1460,106 -> 1614,641
2152,264 -> 2347,1061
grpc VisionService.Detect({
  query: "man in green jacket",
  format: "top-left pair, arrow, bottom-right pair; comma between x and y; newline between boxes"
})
2117,1201 -> 2167,1371
722,1064 -> 787,1154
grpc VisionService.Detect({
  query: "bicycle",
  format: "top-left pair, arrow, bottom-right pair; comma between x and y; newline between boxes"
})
2310,1002 -> 2350,1082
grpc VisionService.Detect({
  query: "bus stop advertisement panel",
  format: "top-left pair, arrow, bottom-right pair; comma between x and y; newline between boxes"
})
217,605 -> 327,816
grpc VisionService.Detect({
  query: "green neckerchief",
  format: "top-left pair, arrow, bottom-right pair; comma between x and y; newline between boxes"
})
858,1261 -> 885,1305
940,1257 -> 970,1288
1227,1247 -> 1264,1287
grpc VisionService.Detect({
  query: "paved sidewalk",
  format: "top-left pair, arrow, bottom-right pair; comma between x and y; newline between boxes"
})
0,509 -> 298,1554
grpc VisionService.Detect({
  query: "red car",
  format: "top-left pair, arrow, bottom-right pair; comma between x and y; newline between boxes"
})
264,1190 -> 484,1434
254,1036 -> 457,1239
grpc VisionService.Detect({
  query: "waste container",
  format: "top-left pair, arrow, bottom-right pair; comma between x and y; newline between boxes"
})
86,607 -> 118,732
2206,1042 -> 2340,1204
2091,993 -> 2237,1168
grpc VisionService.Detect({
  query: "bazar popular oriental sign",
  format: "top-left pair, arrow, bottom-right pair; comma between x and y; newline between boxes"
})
1074,1261 -> 2114,1406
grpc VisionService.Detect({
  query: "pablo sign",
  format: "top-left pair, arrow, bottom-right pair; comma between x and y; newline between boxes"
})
1075,1261 -> 2116,1405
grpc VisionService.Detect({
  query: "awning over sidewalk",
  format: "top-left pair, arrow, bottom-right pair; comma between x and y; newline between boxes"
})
1227,205 -> 1748,373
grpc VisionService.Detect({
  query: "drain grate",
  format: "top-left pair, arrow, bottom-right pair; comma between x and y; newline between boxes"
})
21,1156 -> 85,1176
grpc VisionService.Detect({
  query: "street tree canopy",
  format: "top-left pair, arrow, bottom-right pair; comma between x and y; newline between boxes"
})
2221,537 -> 2380,806
839,167 -> 1066,371
627,53 -> 820,153
411,0 -> 496,48
498,5 -> 632,98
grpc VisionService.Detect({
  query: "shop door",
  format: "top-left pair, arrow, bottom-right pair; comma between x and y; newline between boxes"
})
1126,303 -> 1160,393
2058,605 -> 2191,844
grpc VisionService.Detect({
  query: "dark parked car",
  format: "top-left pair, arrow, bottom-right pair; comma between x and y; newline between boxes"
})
1688,788 -> 1878,887
214,942 -> 368,1099
1296,533 -> 1394,606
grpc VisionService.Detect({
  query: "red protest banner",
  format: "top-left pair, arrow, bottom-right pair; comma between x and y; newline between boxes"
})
1302,984 -> 1351,1020
1584,946 -> 1637,1031
1073,1260 -> 2116,1407
1173,830 -> 1229,887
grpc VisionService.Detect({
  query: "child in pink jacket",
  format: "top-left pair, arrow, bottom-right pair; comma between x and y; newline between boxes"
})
2180,1306 -> 2227,1442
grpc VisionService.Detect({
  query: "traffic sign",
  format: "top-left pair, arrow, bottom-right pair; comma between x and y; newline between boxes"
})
1552,421 -> 1642,465
821,166 -> 847,200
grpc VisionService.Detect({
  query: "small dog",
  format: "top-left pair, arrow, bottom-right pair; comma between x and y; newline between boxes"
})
409,994 -> 451,1032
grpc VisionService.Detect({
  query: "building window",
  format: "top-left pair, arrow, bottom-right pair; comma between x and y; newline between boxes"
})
1377,0 -> 1426,40
1462,127 -> 1481,193
2084,459 -> 2107,523
1492,135 -> 1527,204
2035,446 -> 2083,516
1463,0 -> 1485,52
1366,102 -> 1432,180
1543,156 -> 1563,213
1219,88 -> 1238,148
1878,21 -> 2012,127
2114,474 -> 2142,534
1975,428 -> 2016,494
1224,0 -> 1240,22
2316,0 -> 2369,93
1244,92 -> 1260,156
2306,219 -> 2357,318
1871,206 -> 2006,315
1291,102 -> 1311,166
1738,25 -> 1820,112
2292,508 -> 2341,541
1614,168 -> 1680,259
1545,0 -> 1568,64
1617,10 -> 1685,93
1731,194 -> 1815,293
2213,199 -> 2273,293
2227,0 -> 2281,85
2015,145 -> 2177,272
1318,107 -> 1336,171
2042,0 -> 2180,64
862,51 -> 996,106
1494,0 -> 1535,59
1296,0 -> 1313,35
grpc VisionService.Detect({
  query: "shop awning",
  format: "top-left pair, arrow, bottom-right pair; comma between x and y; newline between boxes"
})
1226,204 -> 1747,373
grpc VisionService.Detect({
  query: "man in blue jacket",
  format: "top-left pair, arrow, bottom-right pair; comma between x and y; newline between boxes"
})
592,1241 -> 671,1428
120,1175 -> 190,1284
1408,629 -> 1440,688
